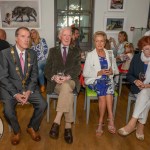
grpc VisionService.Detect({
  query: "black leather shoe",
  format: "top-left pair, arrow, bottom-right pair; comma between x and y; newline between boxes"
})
64,128 -> 73,144
49,123 -> 59,139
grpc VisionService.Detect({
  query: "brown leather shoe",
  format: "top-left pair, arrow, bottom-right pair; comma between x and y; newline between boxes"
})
27,128 -> 41,142
49,123 -> 59,139
64,128 -> 73,144
40,85 -> 45,93
11,132 -> 21,145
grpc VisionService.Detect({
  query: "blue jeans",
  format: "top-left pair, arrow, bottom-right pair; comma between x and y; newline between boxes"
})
38,60 -> 46,85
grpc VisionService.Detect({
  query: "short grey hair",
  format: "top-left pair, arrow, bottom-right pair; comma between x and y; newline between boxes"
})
58,27 -> 72,39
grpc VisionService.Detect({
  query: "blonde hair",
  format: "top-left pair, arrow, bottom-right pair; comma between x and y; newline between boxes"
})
124,42 -> 134,54
93,31 -> 107,42
30,29 -> 40,46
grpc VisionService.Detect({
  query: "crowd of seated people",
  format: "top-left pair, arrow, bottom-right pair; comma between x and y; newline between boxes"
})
0,26 -> 150,146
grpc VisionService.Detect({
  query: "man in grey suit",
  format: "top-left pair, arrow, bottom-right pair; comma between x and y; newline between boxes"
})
45,27 -> 81,144
0,27 -> 47,145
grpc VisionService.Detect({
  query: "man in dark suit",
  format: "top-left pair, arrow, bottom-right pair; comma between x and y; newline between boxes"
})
45,27 -> 81,144
0,29 -> 10,51
0,27 -> 47,145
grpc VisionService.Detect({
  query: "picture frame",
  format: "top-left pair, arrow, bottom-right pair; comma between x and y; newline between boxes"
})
0,0 -> 41,29
104,16 -> 126,33
108,0 -> 126,11
147,4 -> 150,29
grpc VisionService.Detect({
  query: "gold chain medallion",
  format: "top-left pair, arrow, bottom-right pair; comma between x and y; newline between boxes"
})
11,47 -> 31,91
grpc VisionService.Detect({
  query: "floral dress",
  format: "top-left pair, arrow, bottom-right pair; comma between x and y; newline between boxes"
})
88,56 -> 114,96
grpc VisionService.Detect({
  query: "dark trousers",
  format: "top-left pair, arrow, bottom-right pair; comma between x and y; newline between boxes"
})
1,91 -> 47,134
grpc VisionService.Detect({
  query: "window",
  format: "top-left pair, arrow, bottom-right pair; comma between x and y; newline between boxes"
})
55,0 -> 94,51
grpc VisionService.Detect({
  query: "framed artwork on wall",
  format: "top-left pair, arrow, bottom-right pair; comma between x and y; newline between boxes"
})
0,0 -> 41,29
104,16 -> 125,33
147,4 -> 150,29
108,0 -> 126,11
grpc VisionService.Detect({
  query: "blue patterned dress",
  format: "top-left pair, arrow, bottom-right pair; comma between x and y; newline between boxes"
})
88,56 -> 114,96
31,38 -> 48,85
31,38 -> 48,61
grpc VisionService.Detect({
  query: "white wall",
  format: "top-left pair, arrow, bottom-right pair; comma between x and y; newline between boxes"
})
94,0 -> 150,44
1,0 -> 150,49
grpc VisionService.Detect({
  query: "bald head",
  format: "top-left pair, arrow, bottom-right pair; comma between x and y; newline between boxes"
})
0,29 -> 6,40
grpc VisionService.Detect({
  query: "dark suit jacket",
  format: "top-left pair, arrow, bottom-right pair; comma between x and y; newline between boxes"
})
127,52 -> 144,94
44,45 -> 81,94
0,46 -> 39,100
0,40 -> 10,51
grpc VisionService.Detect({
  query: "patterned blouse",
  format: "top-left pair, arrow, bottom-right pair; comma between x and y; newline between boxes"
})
31,38 -> 48,62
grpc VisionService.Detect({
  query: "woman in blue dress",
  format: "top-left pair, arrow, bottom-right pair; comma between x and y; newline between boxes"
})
83,31 -> 118,137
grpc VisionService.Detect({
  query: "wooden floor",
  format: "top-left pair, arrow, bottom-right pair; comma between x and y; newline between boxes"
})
0,85 -> 150,150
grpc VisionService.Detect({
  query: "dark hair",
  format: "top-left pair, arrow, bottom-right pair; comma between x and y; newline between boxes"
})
15,27 -> 30,37
71,27 -> 79,34
119,31 -> 128,41
138,36 -> 150,50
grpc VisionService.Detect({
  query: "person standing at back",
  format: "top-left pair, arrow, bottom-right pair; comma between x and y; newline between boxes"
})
45,27 -> 81,144
71,27 -> 80,49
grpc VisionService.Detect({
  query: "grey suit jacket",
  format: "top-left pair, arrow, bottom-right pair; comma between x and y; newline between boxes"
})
44,45 -> 81,94
0,46 -> 39,100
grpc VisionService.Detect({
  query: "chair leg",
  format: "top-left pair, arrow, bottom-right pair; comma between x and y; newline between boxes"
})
119,75 -> 122,96
113,95 -> 118,118
8,124 -> 11,132
126,96 -> 132,124
84,90 -> 87,110
54,100 -> 56,109
73,95 -> 77,123
86,97 -> 90,124
47,96 -> 50,123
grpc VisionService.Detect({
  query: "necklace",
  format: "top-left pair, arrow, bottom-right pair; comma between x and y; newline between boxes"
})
11,47 -> 31,91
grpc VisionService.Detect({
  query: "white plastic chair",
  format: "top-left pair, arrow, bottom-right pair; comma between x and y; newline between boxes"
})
126,92 -> 136,123
46,91 -> 78,123
84,87 -> 118,124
